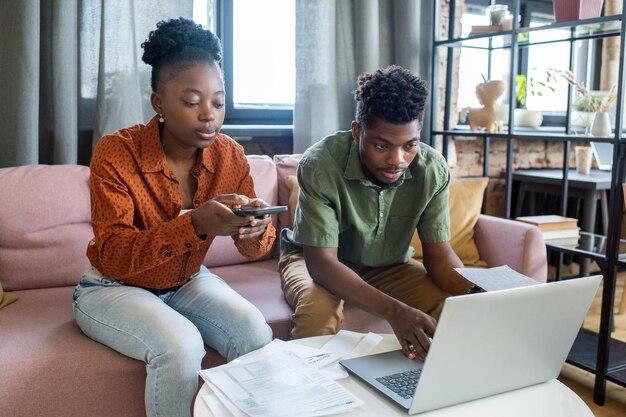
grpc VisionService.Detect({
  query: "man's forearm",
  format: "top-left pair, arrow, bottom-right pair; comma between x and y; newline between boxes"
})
423,253 -> 472,295
422,241 -> 473,295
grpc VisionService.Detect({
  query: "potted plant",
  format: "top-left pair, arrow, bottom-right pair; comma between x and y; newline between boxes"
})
553,68 -> 617,133
514,69 -> 557,128
571,95 -> 604,128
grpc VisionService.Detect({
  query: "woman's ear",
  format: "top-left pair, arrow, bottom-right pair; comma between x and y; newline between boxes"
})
351,121 -> 360,143
150,91 -> 162,115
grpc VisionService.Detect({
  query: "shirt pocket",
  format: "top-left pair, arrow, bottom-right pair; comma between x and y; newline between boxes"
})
383,216 -> 418,259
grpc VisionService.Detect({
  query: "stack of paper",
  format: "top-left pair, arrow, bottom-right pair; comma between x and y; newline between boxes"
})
198,332 -> 383,417
516,215 -> 580,247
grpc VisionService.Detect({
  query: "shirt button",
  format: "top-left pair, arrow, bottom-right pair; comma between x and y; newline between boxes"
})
185,242 -> 192,248
184,252 -> 191,257
379,212 -> 383,218
193,171 -> 200,176
194,199 -> 201,205
165,252 -> 172,257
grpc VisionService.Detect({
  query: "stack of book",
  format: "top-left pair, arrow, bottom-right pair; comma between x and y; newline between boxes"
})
468,24 -> 503,36
516,215 -> 580,247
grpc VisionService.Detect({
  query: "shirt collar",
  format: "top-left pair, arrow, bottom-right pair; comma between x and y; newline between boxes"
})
140,115 -> 215,175
343,139 -> 412,188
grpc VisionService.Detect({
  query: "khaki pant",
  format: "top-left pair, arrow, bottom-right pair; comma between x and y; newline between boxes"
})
278,252 -> 449,339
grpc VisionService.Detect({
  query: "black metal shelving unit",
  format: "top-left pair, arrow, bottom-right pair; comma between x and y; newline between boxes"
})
431,0 -> 626,405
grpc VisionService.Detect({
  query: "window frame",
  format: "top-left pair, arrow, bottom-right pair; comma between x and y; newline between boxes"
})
216,0 -> 293,125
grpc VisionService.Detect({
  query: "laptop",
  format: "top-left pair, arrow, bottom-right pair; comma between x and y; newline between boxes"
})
339,275 -> 601,414
590,141 -> 613,170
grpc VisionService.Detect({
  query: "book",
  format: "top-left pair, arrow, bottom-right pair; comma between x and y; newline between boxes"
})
544,236 -> 580,247
541,227 -> 580,240
469,24 -> 503,36
516,215 -> 579,231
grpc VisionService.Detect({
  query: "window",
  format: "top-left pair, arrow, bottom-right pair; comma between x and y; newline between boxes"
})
524,13 -> 570,112
458,6 -> 511,109
213,0 -> 295,125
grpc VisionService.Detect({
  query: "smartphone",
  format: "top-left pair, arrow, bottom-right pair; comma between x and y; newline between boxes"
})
232,205 -> 288,218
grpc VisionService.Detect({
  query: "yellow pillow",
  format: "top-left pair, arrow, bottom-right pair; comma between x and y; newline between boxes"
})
411,177 -> 489,266
0,282 -> 17,309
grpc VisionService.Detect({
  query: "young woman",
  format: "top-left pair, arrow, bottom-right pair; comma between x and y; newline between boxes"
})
73,18 -> 274,417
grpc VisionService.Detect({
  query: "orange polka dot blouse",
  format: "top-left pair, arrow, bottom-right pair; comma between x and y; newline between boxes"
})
87,115 -> 276,289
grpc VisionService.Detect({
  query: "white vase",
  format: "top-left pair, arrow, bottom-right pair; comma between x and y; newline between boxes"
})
590,112 -> 612,137
514,109 -> 543,128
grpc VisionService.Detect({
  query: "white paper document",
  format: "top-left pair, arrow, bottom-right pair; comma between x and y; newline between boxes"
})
198,338 -> 363,417
455,265 -> 539,292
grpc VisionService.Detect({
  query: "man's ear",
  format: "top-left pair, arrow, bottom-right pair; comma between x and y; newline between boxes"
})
150,91 -> 162,115
351,121 -> 360,143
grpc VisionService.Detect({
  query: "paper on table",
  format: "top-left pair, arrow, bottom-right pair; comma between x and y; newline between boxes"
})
227,339 -> 340,369
321,330 -> 382,358
203,392 -> 246,417
201,356 -> 362,417
454,265 -> 539,292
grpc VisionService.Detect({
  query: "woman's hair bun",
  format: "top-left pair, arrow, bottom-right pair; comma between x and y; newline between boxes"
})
141,17 -> 222,67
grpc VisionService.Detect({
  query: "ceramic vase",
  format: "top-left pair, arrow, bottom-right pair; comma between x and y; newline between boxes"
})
590,112 -> 612,137
514,109 -> 543,128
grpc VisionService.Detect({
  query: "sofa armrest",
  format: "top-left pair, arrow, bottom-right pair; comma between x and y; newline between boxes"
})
473,214 -> 547,282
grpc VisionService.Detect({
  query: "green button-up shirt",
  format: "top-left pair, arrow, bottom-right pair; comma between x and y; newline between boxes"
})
280,130 -> 451,269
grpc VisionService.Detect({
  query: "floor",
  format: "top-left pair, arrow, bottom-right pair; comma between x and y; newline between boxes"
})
555,266 -> 626,417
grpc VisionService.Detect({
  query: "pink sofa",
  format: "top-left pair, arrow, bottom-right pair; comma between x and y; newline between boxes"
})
0,155 -> 547,417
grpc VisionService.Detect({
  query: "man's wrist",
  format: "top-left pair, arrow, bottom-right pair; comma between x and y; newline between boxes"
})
467,284 -> 485,294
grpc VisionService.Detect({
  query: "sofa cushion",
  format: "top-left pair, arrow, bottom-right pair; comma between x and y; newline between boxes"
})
273,154 -> 302,230
0,286 -> 146,417
412,177 -> 489,266
210,259 -> 293,340
284,175 -> 300,228
203,155 -> 279,268
0,165 -> 93,291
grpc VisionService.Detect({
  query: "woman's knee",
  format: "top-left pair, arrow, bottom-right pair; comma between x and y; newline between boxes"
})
150,323 -> 206,370
225,308 -> 272,359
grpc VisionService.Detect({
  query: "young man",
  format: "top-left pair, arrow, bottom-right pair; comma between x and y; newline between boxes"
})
279,65 -> 476,361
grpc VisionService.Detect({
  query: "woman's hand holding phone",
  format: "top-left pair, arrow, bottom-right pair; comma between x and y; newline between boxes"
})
232,205 -> 288,218
190,194 -> 272,238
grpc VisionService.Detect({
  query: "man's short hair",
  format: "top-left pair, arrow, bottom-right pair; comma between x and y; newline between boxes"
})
354,65 -> 429,128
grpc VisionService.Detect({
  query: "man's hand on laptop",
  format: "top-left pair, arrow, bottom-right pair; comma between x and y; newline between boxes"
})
388,304 -> 436,361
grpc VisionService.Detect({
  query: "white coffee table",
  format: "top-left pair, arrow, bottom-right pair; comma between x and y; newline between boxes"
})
194,333 -> 593,417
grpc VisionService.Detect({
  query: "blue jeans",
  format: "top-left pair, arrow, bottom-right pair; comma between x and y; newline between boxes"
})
73,266 -> 272,417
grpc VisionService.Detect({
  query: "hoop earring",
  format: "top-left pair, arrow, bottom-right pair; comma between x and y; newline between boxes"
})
158,114 -> 164,123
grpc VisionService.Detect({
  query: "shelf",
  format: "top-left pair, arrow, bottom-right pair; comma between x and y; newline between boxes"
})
567,328 -> 626,388
432,0 -> 626,404
436,15 -> 622,49
432,126 -> 625,142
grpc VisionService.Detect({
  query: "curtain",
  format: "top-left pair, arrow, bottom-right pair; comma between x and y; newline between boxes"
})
294,0 -> 434,153
0,0 -> 192,168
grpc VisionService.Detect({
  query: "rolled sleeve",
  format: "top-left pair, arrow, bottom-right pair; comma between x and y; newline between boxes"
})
292,158 -> 340,248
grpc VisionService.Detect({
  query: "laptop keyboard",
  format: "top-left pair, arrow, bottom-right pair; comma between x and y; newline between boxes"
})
376,369 -> 422,399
